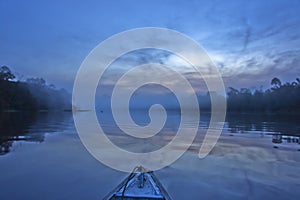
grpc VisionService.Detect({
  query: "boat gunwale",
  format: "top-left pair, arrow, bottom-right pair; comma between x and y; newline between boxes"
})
102,172 -> 172,200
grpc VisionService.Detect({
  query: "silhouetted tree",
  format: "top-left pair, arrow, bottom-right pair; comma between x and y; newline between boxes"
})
26,77 -> 46,86
296,78 -> 300,85
0,66 -> 15,81
227,76 -> 300,113
271,77 -> 281,89
0,65 -> 70,111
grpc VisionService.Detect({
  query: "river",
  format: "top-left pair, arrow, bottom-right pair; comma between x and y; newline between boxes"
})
0,110 -> 299,199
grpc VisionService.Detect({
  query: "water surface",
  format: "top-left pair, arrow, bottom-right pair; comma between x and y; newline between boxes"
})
0,111 -> 299,199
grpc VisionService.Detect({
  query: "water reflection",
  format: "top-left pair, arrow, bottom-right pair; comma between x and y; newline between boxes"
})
225,112 -> 300,149
0,111 -> 72,155
1,111 -> 299,155
272,134 -> 299,143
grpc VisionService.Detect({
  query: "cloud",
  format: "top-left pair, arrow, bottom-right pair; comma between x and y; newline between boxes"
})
1,0 -> 300,93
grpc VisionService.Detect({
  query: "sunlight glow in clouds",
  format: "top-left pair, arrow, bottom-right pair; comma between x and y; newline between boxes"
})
1,0 -> 300,90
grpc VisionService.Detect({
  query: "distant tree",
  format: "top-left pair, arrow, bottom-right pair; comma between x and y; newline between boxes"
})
253,88 -> 264,111
296,78 -> 300,85
49,84 -> 56,89
0,66 -> 15,81
26,77 -> 46,86
225,76 -> 300,113
227,87 -> 239,96
227,87 -> 240,111
291,82 -> 297,87
271,77 -> 281,89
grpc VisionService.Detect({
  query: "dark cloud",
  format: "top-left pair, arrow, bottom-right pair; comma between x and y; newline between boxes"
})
108,49 -> 171,69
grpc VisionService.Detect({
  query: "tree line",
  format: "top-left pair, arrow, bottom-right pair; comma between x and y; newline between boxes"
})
0,66 -> 70,111
227,77 -> 300,113
1,65 -> 299,113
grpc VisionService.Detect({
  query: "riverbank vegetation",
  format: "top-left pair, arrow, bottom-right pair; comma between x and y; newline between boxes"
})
1,65 -> 299,113
227,77 -> 300,113
0,66 -> 70,111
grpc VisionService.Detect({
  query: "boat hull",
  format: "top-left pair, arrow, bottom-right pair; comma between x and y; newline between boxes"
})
103,172 -> 171,200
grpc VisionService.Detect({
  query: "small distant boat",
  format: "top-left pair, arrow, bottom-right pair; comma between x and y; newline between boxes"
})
103,166 -> 171,200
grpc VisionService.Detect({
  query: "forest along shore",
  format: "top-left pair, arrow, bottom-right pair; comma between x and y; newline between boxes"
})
0,66 -> 71,111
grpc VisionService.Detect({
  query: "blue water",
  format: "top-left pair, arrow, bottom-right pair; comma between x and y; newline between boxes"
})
0,110 -> 299,199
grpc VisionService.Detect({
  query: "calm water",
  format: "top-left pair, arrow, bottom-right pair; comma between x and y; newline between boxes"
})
0,110 -> 299,199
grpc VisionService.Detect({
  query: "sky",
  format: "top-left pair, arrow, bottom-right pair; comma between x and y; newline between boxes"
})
1,0 -> 300,92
